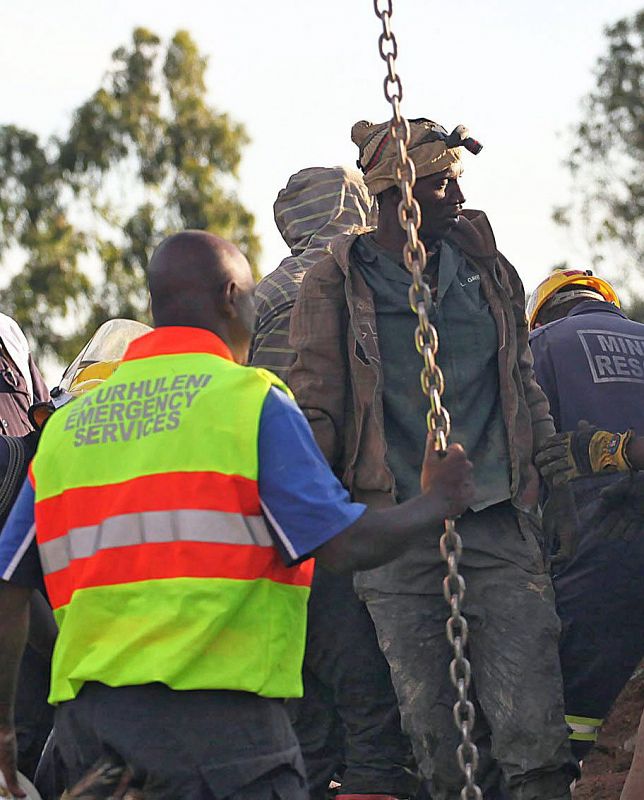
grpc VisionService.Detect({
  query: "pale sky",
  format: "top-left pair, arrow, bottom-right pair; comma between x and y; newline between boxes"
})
1,0 -> 641,294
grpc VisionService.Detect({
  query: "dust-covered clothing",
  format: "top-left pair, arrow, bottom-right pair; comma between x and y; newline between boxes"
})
289,210 -> 553,515
250,166 -> 375,380
353,234 -> 510,511
364,503 -> 576,800
288,213 -> 575,796
352,234 -> 510,595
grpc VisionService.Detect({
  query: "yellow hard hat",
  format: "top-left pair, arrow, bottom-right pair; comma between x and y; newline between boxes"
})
527,269 -> 620,330
29,319 -> 152,430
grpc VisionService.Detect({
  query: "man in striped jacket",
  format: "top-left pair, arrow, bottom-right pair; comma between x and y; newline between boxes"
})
251,167 -> 417,800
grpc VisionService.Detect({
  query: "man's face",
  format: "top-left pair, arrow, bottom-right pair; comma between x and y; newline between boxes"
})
414,166 -> 466,243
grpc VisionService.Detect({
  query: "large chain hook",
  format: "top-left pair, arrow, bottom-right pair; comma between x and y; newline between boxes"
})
372,2 -> 482,797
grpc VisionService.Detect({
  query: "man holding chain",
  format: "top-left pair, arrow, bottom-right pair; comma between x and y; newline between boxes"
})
288,118 -> 578,800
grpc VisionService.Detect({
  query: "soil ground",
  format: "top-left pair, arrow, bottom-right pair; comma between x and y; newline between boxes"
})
573,666 -> 644,800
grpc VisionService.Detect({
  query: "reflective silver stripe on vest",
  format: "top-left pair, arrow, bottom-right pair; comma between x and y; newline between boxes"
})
39,509 -> 273,576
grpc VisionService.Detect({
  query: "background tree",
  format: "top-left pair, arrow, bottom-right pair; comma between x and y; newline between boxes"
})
0,28 -> 259,364
554,10 -> 642,308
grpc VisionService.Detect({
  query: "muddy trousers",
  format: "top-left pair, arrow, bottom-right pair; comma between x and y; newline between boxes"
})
290,565 -> 418,798
358,504 -> 578,800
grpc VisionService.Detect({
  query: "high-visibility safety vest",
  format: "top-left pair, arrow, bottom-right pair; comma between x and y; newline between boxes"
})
31,327 -> 314,704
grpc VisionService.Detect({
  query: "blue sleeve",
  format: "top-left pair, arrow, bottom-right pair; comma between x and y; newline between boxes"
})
258,388 -> 366,565
0,478 -> 43,590
529,329 -> 561,431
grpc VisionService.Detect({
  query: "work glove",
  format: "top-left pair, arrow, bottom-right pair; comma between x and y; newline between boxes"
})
594,472 -> 644,542
535,421 -> 634,487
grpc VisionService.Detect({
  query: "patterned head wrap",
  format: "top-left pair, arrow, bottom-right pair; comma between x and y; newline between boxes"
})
351,118 -> 482,196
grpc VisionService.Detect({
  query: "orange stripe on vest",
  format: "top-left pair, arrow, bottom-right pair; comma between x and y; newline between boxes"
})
45,540 -> 314,609
36,471 -> 260,543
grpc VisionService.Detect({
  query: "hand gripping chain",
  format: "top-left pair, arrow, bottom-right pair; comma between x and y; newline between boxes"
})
372,3 -> 482,797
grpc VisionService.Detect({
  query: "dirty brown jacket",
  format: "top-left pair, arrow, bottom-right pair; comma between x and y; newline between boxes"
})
288,209 -> 554,513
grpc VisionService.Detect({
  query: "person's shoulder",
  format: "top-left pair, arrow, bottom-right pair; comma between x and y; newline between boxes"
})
529,315 -> 579,347
256,258 -> 304,311
302,229 -> 369,284
531,316 -> 569,336
261,385 -> 301,419
329,229 -> 371,270
298,246 -> 347,294
529,324 -> 551,343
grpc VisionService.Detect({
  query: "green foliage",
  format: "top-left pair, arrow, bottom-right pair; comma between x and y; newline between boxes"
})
554,11 -> 642,294
0,28 -> 260,364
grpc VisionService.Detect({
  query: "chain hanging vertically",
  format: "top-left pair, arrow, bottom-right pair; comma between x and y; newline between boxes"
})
372,2 -> 482,798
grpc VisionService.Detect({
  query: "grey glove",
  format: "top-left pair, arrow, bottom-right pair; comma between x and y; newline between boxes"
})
595,472 -> 644,542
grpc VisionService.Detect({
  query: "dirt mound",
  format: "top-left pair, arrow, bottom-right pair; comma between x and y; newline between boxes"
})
573,666 -> 644,800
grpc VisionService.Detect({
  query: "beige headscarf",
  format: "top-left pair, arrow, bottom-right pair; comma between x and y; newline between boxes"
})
352,118 -> 479,196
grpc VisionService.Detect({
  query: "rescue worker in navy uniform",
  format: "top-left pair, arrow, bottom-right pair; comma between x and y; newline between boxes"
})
528,269 -> 644,759
251,167 -> 418,800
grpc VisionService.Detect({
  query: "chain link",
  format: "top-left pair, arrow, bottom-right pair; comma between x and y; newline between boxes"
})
372,2 -> 482,797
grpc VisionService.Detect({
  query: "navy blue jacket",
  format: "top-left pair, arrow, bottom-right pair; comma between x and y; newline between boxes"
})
529,300 -> 644,435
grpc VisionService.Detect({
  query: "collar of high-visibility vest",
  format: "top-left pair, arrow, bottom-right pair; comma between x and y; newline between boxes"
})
123,326 -> 234,362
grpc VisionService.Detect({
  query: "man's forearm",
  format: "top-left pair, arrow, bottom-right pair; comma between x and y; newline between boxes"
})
315,494 -> 445,574
0,583 -> 31,723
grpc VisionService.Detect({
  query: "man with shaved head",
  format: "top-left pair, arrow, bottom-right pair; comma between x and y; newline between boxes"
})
0,230 -> 474,799
148,231 -> 257,363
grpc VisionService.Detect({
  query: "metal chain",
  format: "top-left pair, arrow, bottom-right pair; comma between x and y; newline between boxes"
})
372,3 -> 482,798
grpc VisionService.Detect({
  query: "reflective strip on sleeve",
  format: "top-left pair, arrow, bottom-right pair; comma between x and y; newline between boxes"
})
566,714 -> 603,742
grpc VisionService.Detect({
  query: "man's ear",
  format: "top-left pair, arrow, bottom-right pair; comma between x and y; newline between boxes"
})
220,280 -> 238,319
